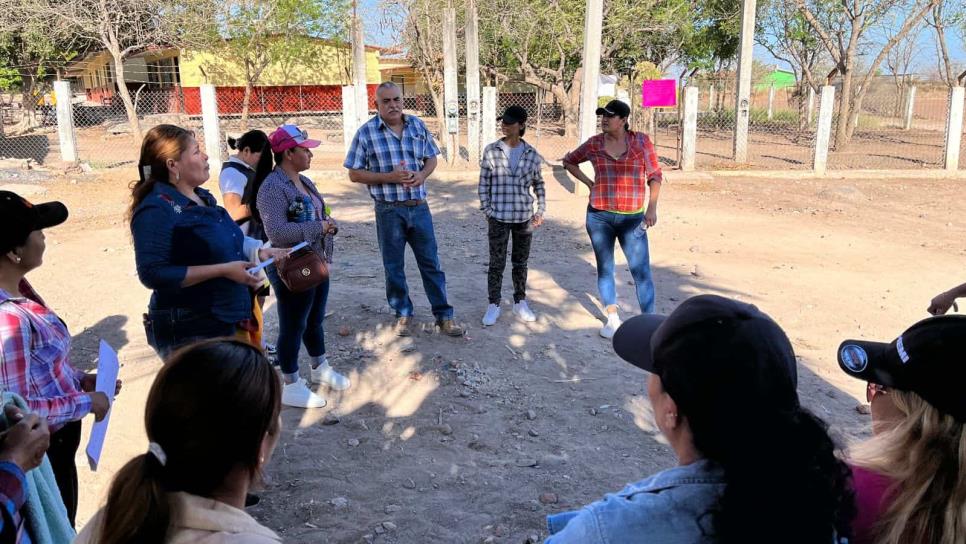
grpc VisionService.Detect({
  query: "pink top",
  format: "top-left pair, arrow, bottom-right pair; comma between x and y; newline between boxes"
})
850,464 -> 896,544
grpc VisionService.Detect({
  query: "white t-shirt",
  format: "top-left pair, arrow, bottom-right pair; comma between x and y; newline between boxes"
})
219,155 -> 253,198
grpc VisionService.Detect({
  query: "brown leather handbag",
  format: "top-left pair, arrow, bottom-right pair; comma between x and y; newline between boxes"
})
276,245 -> 328,293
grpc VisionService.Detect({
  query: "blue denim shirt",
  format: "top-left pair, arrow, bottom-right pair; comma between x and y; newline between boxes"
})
545,460 -> 726,544
131,182 -> 252,324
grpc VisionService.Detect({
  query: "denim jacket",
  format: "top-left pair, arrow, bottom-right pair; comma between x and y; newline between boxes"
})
545,460 -> 726,544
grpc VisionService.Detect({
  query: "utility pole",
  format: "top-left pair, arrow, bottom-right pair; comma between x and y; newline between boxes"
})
465,0 -> 482,164
442,8 -> 459,164
352,0 -> 369,129
576,0 -> 603,195
732,0 -> 757,163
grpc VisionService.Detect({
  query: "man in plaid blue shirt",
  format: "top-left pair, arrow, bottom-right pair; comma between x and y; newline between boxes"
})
345,82 -> 463,337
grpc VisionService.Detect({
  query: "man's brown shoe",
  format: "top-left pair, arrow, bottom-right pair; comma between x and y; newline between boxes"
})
395,316 -> 413,337
436,318 -> 464,337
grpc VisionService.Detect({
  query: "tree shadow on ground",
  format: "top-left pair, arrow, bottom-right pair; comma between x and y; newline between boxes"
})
251,171 -> 870,544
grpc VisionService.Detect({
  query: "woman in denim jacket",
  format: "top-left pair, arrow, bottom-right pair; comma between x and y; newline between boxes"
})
546,295 -> 854,544
257,125 -> 349,409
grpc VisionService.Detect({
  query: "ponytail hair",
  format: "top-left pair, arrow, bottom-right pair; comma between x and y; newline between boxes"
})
227,130 -> 270,155
129,125 -> 195,220
95,339 -> 282,544
659,318 -> 854,543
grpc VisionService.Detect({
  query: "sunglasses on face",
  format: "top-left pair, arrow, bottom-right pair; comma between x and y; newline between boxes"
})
866,382 -> 888,403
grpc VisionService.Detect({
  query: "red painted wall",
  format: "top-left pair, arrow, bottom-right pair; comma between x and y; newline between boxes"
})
179,84 -> 377,116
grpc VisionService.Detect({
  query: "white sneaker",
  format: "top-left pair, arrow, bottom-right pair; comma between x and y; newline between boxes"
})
282,378 -> 327,408
513,301 -> 537,322
482,304 -> 501,326
599,313 -> 622,339
311,363 -> 351,390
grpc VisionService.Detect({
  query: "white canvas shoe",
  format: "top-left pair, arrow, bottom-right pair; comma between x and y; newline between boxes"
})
513,301 -> 537,322
482,304 -> 501,326
311,362 -> 351,390
282,378 -> 327,408
599,312 -> 622,339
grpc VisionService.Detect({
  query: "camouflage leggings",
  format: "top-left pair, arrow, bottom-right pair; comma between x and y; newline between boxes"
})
487,216 -> 533,304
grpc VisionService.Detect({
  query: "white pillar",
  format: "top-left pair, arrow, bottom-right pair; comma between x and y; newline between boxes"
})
465,0 -> 481,164
904,86 -> 917,131
943,86 -> 964,171
813,86 -> 835,175
576,0 -> 603,194
442,8 -> 459,164
351,2 -> 368,129
482,87 -> 496,145
807,87 -> 815,124
767,84 -> 775,120
732,0 -> 757,162
342,85 -> 358,152
681,87 -> 699,171
708,84 -> 715,111
199,84 -> 222,175
53,81 -> 77,163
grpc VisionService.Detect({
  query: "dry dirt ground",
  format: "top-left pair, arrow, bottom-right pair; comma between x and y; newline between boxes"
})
4,165 -> 965,543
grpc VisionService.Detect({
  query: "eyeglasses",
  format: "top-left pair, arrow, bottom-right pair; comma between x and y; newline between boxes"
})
866,382 -> 888,403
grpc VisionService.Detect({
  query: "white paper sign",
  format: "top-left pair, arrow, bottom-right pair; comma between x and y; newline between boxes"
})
85,340 -> 119,471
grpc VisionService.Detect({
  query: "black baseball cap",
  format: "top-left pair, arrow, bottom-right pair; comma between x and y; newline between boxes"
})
838,315 -> 966,422
613,295 -> 800,407
498,105 -> 528,124
0,191 -> 69,254
595,99 -> 630,118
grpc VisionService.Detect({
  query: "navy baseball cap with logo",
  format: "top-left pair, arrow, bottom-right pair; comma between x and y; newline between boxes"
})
498,105 -> 528,125
838,315 -> 966,422
0,191 -> 68,254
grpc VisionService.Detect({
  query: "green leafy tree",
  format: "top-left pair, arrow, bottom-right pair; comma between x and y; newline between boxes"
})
202,0 -> 350,130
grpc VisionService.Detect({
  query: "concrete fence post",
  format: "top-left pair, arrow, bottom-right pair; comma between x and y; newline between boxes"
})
943,86 -> 964,172
813,86 -> 835,176
199,84 -> 221,176
53,81 -> 77,163
904,86 -> 917,131
807,87 -> 815,124
708,84 -> 715,111
342,86 -> 358,153
482,87 -> 496,147
681,87 -> 699,171
767,84 -> 775,120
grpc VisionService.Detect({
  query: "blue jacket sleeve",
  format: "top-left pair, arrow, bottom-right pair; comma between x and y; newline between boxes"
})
131,201 -> 188,290
545,508 -> 603,543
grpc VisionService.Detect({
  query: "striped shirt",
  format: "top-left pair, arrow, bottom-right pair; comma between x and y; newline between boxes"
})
564,131 -> 663,213
0,280 -> 90,431
256,168 -> 335,263
343,114 -> 441,202
479,139 -> 547,223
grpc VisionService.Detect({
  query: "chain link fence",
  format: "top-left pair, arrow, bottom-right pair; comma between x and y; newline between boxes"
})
0,93 -> 58,165
827,77 -> 953,170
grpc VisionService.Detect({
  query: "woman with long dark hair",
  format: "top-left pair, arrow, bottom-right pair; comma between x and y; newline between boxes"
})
75,339 -> 283,544
131,125 -> 286,358
546,295 -> 854,543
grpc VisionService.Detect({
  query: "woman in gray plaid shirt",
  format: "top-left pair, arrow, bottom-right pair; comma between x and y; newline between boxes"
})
478,106 -> 547,326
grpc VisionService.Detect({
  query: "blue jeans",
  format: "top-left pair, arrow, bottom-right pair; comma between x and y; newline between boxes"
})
585,206 -> 655,313
143,306 -> 236,360
374,201 -> 453,319
266,266 -> 329,375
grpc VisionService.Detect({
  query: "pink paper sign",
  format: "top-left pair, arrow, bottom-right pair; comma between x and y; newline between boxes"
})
641,80 -> 677,107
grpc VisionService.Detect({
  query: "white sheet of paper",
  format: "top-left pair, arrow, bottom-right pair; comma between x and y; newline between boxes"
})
247,241 -> 310,275
85,340 -> 119,471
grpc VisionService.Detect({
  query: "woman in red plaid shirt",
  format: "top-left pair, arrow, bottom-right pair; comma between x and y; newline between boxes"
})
0,191 -> 120,527
563,100 -> 663,339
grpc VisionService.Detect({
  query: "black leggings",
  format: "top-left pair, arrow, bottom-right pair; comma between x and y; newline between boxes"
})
47,420 -> 81,527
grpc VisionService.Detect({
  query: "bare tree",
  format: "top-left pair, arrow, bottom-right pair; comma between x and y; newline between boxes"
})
757,0 -> 828,131
924,0 -> 966,86
25,0 -> 204,142
882,19 -> 923,116
794,0 -> 940,148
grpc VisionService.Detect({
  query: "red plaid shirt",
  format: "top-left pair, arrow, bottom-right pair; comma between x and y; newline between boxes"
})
564,131 -> 663,212
0,280 -> 90,431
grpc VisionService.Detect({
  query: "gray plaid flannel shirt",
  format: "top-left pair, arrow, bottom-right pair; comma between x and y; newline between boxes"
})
478,139 -> 546,223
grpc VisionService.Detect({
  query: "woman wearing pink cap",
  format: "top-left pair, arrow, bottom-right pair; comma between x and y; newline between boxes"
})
257,125 -> 349,409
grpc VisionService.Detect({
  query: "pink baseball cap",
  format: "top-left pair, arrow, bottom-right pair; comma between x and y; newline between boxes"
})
269,125 -> 321,153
